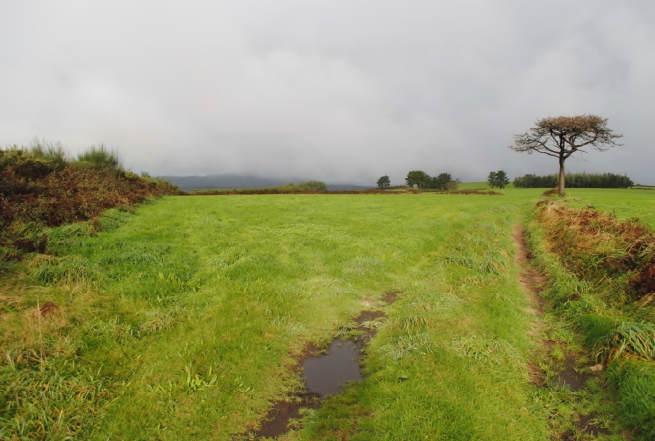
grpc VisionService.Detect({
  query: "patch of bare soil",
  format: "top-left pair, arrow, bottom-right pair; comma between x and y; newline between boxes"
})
512,224 -> 546,317
32,301 -> 59,318
513,224 -> 549,386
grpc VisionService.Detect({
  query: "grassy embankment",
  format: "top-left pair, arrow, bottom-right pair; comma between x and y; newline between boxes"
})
2,190 -> 555,440
0,142 -> 180,258
523,194 -> 655,440
2,187 -> 654,440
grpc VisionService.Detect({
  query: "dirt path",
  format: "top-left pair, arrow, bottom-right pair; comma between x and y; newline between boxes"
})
512,223 -> 546,318
512,223 -> 550,388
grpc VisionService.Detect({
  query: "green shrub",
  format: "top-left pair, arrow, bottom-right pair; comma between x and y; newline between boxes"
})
0,148 -> 57,181
298,180 -> 328,191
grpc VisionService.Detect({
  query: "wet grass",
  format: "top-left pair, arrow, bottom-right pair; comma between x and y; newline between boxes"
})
525,197 -> 655,440
1,188 -> 654,440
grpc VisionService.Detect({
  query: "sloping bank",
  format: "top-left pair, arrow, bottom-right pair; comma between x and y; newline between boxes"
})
524,199 -> 655,440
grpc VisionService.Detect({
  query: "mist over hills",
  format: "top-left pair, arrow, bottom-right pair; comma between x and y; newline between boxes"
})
159,174 -> 371,192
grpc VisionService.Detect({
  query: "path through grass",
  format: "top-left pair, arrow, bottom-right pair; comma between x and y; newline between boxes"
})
3,189 -> 653,440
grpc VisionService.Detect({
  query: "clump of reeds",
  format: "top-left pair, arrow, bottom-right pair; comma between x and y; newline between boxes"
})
593,321 -> 655,363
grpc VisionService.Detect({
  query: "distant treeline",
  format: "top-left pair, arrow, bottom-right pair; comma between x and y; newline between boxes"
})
190,184 -> 400,195
513,173 -> 634,189
191,183 -> 322,195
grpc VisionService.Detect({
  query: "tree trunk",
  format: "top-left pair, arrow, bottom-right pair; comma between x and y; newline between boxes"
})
558,157 -> 566,196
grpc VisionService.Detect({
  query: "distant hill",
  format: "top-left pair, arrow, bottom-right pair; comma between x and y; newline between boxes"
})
325,184 -> 372,191
159,174 -> 371,192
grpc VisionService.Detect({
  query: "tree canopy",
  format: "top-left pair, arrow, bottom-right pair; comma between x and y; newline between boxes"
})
487,170 -> 509,189
377,175 -> 391,189
405,170 -> 431,188
510,115 -> 622,195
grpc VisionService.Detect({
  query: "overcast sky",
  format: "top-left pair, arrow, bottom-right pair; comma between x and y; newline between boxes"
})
1,1 -> 654,185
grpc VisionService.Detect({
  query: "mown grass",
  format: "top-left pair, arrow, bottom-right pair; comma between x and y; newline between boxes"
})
2,188 -> 654,440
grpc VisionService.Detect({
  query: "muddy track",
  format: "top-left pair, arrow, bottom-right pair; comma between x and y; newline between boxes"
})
512,223 -> 607,438
512,223 -> 546,317
512,223 -> 549,387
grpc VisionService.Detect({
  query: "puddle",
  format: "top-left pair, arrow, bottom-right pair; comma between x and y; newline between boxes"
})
577,413 -> 608,436
553,355 -> 588,391
303,340 -> 363,396
254,298 -> 397,439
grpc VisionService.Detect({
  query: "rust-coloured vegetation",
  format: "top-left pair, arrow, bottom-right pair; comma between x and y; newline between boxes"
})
536,200 -> 655,300
1,146 -> 180,258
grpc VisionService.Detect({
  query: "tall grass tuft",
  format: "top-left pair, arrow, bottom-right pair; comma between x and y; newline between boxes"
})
593,321 -> 655,363
28,139 -> 69,171
76,144 -> 123,172
607,360 -> 655,439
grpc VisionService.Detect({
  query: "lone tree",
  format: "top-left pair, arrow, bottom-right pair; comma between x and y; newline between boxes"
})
377,175 -> 391,189
487,170 -> 509,189
510,115 -> 622,196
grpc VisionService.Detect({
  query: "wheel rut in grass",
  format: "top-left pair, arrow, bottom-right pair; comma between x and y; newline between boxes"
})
513,223 -> 604,437
252,292 -> 399,439
512,223 -> 546,319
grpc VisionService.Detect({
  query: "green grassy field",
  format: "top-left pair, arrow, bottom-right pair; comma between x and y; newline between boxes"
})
1,188 -> 653,440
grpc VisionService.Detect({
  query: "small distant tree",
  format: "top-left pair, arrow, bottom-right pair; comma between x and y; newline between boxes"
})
488,170 -> 509,189
487,171 -> 497,188
433,173 -> 452,190
377,175 -> 391,189
299,180 -> 328,191
510,115 -> 622,196
406,170 -> 430,189
445,180 -> 459,191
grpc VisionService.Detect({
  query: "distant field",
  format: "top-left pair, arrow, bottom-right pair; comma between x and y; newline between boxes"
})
2,188 -> 654,440
562,188 -> 655,227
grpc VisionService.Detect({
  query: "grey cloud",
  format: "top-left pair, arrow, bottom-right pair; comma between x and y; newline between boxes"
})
1,0 -> 654,185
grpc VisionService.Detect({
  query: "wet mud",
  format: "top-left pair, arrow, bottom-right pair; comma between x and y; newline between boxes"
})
577,413 -> 607,436
253,294 -> 398,439
553,355 -> 588,391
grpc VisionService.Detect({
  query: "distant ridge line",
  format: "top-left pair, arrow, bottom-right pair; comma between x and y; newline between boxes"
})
159,174 -> 370,191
